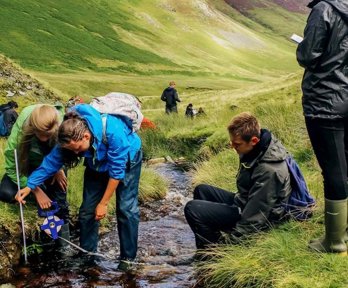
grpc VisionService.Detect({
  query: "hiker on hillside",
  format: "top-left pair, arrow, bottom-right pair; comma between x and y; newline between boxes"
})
184,112 -> 293,251
1,101 -> 19,136
161,81 -> 181,114
196,107 -> 206,117
16,104 -> 142,272
185,103 -> 197,118
0,104 -> 71,248
296,0 -> 348,255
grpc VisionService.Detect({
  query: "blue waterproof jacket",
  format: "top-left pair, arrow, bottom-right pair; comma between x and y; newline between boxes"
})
26,104 -> 141,189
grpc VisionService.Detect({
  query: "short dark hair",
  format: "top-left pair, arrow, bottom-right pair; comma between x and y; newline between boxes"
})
227,112 -> 261,141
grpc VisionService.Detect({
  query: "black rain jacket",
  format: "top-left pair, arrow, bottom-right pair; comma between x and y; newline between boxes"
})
161,87 -> 181,108
297,0 -> 348,119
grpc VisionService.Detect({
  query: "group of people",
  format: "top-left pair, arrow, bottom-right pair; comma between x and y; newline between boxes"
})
0,0 -> 347,275
160,81 -> 206,118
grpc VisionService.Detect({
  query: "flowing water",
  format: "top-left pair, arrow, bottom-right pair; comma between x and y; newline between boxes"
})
5,163 -> 198,288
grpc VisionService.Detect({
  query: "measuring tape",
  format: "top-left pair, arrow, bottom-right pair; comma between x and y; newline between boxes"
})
38,201 -> 64,240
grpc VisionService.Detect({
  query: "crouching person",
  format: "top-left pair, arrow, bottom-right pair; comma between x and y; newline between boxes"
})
0,104 -> 71,250
184,112 -> 292,251
16,104 -> 142,271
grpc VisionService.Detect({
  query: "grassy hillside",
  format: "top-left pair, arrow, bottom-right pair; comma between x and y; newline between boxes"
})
0,0 -> 306,99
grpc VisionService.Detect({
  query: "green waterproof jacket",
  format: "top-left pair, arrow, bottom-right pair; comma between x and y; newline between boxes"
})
233,135 -> 292,235
4,104 -> 64,188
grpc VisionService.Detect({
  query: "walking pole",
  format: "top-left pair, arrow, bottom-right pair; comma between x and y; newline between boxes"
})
14,149 -> 28,264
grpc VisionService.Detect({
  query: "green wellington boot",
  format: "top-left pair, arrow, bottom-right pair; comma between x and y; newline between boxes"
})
344,199 -> 348,243
309,198 -> 347,255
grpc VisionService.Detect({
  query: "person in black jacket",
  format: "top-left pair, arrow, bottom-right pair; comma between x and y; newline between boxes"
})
296,0 -> 348,255
161,81 -> 181,114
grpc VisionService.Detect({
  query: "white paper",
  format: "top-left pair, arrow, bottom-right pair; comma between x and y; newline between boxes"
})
290,34 -> 303,44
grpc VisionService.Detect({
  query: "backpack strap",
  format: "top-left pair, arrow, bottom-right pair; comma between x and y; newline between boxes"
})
101,114 -> 108,145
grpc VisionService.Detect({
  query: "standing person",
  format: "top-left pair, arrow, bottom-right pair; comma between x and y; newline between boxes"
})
296,0 -> 348,255
184,112 -> 292,250
161,80 -> 181,114
0,104 -> 70,246
16,104 -> 142,271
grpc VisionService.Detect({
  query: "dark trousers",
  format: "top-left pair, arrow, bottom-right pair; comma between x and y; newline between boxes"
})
165,105 -> 178,114
79,150 -> 142,260
0,173 -> 69,221
184,184 -> 241,249
305,117 -> 348,200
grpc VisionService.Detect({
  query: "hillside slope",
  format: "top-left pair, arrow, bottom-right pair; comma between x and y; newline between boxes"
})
0,0 -> 306,86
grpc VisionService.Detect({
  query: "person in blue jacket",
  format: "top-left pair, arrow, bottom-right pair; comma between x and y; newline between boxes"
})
16,104 -> 142,271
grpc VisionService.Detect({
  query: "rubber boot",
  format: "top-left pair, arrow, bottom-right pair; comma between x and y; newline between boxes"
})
57,223 -> 75,257
344,199 -> 348,243
308,198 -> 347,255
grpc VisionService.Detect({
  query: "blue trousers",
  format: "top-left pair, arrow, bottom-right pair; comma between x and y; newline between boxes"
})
79,150 -> 142,260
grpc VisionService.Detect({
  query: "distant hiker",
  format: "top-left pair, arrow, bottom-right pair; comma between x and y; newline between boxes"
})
0,104 -> 71,248
0,101 -> 19,136
196,107 -> 206,117
296,0 -> 348,255
185,103 -> 197,118
184,112 -> 294,250
16,104 -> 142,272
161,81 -> 181,114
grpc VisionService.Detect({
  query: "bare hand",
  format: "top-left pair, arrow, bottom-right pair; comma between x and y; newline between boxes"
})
15,187 -> 31,204
95,203 -> 108,221
32,187 -> 52,209
51,169 -> 67,191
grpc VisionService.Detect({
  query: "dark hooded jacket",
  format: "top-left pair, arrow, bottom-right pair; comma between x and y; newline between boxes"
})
233,130 -> 292,235
296,0 -> 348,119
161,87 -> 181,108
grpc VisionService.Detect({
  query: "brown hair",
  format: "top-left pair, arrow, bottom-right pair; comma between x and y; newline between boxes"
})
58,112 -> 90,168
19,105 -> 59,175
227,112 -> 260,142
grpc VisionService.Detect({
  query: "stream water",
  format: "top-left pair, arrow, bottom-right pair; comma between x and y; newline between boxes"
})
4,163 -> 198,288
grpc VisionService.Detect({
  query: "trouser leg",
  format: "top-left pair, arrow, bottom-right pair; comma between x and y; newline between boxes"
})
79,167 -> 108,252
116,150 -> 142,260
0,174 -> 18,203
185,184 -> 239,249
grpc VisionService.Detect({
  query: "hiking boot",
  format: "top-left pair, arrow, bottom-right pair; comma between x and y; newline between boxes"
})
117,259 -> 137,273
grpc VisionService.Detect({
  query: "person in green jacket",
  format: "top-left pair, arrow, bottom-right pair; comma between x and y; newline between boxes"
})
0,104 -> 71,246
184,112 -> 292,250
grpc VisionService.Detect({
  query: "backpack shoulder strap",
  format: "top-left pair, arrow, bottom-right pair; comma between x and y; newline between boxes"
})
101,114 -> 108,145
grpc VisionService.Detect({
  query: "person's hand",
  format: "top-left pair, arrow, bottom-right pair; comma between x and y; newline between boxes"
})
95,202 -> 108,221
15,187 -> 31,204
32,187 -> 52,209
51,169 -> 67,191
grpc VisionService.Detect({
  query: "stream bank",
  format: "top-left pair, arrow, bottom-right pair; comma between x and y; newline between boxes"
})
1,162 -> 199,287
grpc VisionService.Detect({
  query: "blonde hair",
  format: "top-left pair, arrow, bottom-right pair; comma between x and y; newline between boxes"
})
169,80 -> 176,86
227,112 -> 260,141
19,105 -> 60,175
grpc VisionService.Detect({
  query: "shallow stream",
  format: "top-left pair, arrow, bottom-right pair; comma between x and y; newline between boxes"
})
4,163 -> 197,288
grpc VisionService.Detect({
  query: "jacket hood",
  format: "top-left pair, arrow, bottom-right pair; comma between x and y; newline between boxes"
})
308,0 -> 348,23
165,87 -> 175,92
261,136 -> 288,162
73,104 -> 103,144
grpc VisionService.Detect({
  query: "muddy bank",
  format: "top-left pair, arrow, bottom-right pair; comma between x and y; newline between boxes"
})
0,225 -> 22,280
1,162 -> 199,287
